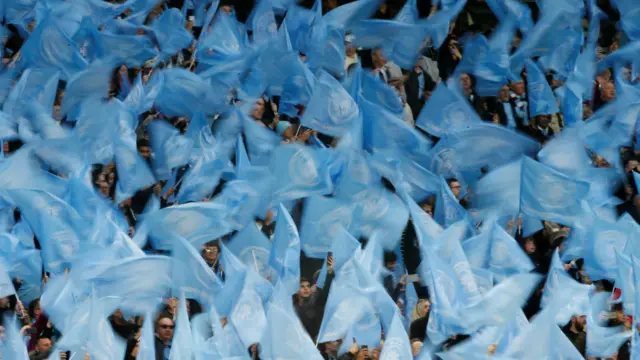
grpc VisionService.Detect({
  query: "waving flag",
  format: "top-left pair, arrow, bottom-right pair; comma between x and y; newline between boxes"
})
227,222 -> 272,278
269,144 -> 333,202
150,9 -> 194,59
248,0 -> 278,46
416,82 -> 482,137
172,236 -> 223,306
301,70 -> 359,136
154,68 -> 228,117
583,218 -> 629,280
148,119 -> 194,179
169,295 -> 196,360
525,60 -> 560,117
269,203 -> 301,294
519,157 -> 590,225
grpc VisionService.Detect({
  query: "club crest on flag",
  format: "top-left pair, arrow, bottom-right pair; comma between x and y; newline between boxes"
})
288,149 -> 320,186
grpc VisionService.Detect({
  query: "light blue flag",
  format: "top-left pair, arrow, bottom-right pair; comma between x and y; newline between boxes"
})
3,68 -> 59,119
361,71 -> 404,117
249,0 -> 278,46
541,250 -> 593,325
615,251 -> 635,315
486,0 -> 533,33
124,72 -> 160,117
300,195 -> 360,258
486,224 -> 535,282
587,291 -> 633,358
537,128 -> 591,173
611,0 -> 640,41
323,0 -> 384,30
472,158 -> 522,218
260,285 -> 325,360
269,144 -> 333,202
6,189 -> 84,274
229,271 -> 268,347
504,306 -> 583,360
301,70 -> 359,137
0,260 -> 16,299
86,29 -> 159,68
169,295 -> 195,360
472,268 -> 494,296
583,218 -> 629,281
339,310 -> 382,354
1,314 -> 29,360
405,194 -> 443,248
306,20 -> 346,78
463,272 -> 541,332
149,119 -> 194,180
20,16 -> 87,80
416,82 -> 483,137
395,0 -> 418,23
361,97 -> 432,161
197,11 -> 246,66
334,151 -> 379,200
186,112 -> 215,154
423,251 -> 467,345
434,177 -> 471,228
429,124 -> 538,174
316,226 -> 361,288
241,108 -> 281,165
378,311 -> 413,360
525,60 -> 560,117
150,8 -> 194,59
317,281 -> 375,343
172,236 -> 223,306
137,312 -> 156,360
508,10 -> 565,77
60,60 -> 115,117
355,187 -> 410,250
268,203 -> 300,289
519,157 -> 590,225
227,223 -> 273,278
0,111 -> 19,141
538,28 -> 582,80
175,145 -> 230,203
154,68 -> 228,117
114,137 -> 156,200
0,146 -> 67,198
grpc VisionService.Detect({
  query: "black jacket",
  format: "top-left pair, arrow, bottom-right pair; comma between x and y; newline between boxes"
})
294,271 -> 334,341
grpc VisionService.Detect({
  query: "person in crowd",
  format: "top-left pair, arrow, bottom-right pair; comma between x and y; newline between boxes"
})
294,255 -> 334,341
28,336 -> 53,360
563,315 -> 587,356
154,315 -> 175,360
371,47 -> 402,85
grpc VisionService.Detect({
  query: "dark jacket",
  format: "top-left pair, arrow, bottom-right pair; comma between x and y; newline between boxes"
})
563,328 -> 586,356
294,271 -> 335,341
383,274 -> 403,302
400,220 -> 429,299
494,99 -> 526,131
29,350 -> 52,360
405,70 -> 434,120
525,126 -> 555,143
409,315 -> 429,341
154,335 -> 170,360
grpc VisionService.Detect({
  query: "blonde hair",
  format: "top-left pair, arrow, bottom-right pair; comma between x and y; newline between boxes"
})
411,299 -> 428,322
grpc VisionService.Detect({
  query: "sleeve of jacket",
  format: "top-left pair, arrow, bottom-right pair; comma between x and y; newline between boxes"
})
337,352 -> 356,360
317,271 -> 335,309
400,220 -> 420,275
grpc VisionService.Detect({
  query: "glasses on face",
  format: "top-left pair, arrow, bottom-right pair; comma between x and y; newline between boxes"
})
159,324 -> 174,330
204,247 -> 218,254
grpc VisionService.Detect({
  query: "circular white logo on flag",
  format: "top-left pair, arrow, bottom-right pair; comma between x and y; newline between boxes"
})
443,102 -> 470,127
288,149 -> 320,187
317,207 -> 353,247
594,230 -> 624,269
490,242 -> 510,267
434,269 -> 455,305
534,173 -> 575,209
167,210 -> 209,236
328,90 -> 356,125
349,156 -> 372,184
221,39 -> 240,53
254,13 -> 277,37
383,337 -> 408,360
355,311 -> 379,330
239,245 -> 270,274
453,262 -> 479,297
361,192 -> 390,220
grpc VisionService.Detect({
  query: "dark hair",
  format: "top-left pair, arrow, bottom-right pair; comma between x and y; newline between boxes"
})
383,251 -> 397,265
136,139 -> 150,148
155,314 -> 174,329
28,299 -> 40,320
446,178 -> 460,186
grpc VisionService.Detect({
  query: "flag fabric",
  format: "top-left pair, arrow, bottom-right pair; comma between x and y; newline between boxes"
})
416,82 -> 483,137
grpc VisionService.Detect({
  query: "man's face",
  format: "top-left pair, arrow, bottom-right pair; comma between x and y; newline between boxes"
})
449,181 -> 461,198
459,74 -> 472,91
252,99 -> 266,120
202,244 -> 219,263
299,281 -> 311,298
385,260 -> 396,272
36,338 -> 52,353
537,115 -> 551,129
138,145 -> 151,160
156,318 -> 175,342
573,315 -> 586,331
602,82 -> 616,101
499,86 -> 510,101
511,80 -> 525,95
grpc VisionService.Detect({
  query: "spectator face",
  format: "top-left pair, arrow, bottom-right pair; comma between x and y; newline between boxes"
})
499,85 -> 510,102
601,82 -> 616,102
221,5 -> 232,14
36,338 -> 52,353
298,280 -> 312,298
2,142 -> 8,154
572,315 -> 586,331
423,299 -> 431,314
156,318 -> 175,342
511,80 -> 525,95
448,181 -> 461,198
99,182 -> 110,196
459,74 -> 472,92
32,301 -> 42,319
524,238 -> 536,254
536,115 -> 551,129
202,244 -> 219,263
411,341 -> 424,357
422,89 -> 433,102
252,98 -> 266,120
625,160 -> 639,173
345,46 -> 357,57
385,260 -> 396,272
420,203 -> 433,217
137,145 -> 151,160
371,49 -> 386,69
